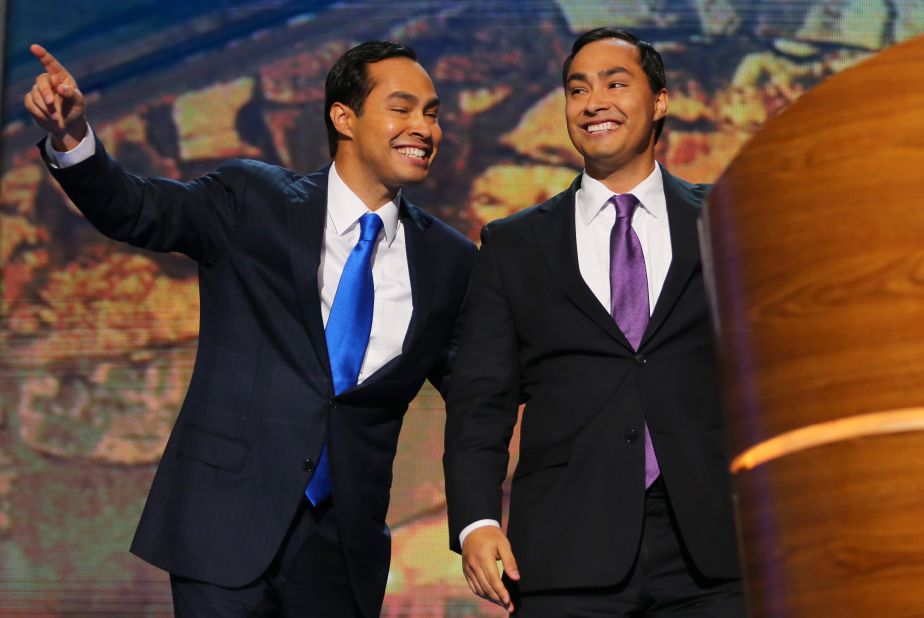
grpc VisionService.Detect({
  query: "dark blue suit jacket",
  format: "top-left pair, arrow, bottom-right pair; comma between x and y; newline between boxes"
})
43,138 -> 475,617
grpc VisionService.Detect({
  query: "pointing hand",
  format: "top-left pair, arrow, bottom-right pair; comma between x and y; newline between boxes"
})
24,44 -> 88,150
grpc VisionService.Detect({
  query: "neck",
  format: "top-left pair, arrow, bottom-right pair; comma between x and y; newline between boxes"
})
333,155 -> 398,211
585,152 -> 656,195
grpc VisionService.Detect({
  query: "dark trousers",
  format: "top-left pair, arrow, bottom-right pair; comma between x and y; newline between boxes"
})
513,479 -> 744,617
170,500 -> 360,618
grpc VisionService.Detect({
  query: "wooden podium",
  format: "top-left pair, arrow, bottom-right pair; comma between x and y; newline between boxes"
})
701,35 -> 924,616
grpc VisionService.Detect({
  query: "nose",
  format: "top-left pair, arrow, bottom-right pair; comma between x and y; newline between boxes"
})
408,110 -> 432,140
584,86 -> 610,115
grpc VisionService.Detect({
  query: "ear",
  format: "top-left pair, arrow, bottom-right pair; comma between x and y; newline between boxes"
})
653,88 -> 669,122
329,102 -> 356,142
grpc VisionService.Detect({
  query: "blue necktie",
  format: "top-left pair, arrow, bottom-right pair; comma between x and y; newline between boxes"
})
305,212 -> 384,506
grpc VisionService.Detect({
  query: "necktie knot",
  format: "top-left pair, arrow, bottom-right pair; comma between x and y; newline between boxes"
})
359,212 -> 384,243
611,193 -> 639,220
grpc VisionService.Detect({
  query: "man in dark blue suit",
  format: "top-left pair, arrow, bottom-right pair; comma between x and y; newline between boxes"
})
26,41 -> 474,617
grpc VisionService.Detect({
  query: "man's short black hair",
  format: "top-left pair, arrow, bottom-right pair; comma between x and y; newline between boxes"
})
324,41 -> 418,157
562,28 -> 667,142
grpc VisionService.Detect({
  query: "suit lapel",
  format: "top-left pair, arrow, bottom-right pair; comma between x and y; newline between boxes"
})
398,198 -> 433,355
285,165 -> 333,381
533,176 -> 633,350
640,168 -> 703,347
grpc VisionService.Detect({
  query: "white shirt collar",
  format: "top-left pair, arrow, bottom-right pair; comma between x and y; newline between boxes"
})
327,162 -> 400,245
577,162 -> 666,227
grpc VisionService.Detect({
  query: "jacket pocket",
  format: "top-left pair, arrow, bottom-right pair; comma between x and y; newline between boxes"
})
512,443 -> 570,481
176,423 -> 249,472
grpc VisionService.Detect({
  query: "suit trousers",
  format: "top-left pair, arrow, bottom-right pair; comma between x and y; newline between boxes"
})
170,500 -> 360,617
512,479 -> 744,617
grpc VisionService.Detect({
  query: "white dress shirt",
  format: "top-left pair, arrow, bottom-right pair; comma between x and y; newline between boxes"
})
320,163 -> 412,382
46,128 -> 413,384
575,162 -> 672,313
44,126 -> 98,167
458,163 -> 673,547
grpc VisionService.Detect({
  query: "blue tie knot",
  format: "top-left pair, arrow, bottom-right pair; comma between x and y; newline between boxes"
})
611,193 -> 639,220
359,212 -> 384,243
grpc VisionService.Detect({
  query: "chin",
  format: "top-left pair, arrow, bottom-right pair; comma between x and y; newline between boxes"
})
404,164 -> 432,183
587,144 -> 629,162
392,170 -> 429,188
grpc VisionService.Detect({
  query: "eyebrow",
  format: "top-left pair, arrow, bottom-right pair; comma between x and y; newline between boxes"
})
566,66 -> 631,84
387,91 -> 441,108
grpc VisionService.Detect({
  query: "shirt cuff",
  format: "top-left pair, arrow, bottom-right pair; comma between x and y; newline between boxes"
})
459,519 -> 501,548
44,125 -> 96,169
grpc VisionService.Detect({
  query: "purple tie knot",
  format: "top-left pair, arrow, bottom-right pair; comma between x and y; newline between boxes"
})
611,193 -> 639,219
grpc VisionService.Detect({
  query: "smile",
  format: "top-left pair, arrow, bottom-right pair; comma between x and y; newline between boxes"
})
585,121 -> 619,134
396,146 -> 428,161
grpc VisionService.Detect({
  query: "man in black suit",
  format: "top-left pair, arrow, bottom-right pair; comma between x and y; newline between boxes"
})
444,28 -> 743,616
26,41 -> 474,617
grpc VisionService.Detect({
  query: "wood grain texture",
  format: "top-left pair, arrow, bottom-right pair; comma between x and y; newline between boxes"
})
702,34 -> 924,616
734,432 -> 924,617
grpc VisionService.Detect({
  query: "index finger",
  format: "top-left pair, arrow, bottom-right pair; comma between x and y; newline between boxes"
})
30,44 -> 70,78
481,558 -> 512,609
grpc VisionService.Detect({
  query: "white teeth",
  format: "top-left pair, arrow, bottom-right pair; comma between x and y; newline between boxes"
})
397,147 -> 426,158
587,122 -> 617,133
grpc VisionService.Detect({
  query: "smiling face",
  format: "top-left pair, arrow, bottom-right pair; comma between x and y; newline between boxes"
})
564,38 -> 667,182
331,57 -> 441,202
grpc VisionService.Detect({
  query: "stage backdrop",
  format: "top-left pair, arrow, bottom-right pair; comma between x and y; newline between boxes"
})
1,1 -> 920,615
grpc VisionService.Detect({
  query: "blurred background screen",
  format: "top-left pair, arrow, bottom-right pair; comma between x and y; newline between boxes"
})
1,0 -> 920,615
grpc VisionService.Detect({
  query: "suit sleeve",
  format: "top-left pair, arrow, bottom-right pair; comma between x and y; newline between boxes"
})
443,225 -> 521,553
40,136 -> 244,265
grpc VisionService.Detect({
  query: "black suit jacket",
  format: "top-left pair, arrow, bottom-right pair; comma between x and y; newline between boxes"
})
43,138 -> 475,618
444,168 -> 739,593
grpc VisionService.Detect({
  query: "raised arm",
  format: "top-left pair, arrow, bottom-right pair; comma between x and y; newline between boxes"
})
23,45 -> 246,264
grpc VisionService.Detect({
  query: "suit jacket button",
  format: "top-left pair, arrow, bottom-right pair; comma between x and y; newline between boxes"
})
624,429 -> 638,443
328,399 -> 337,410
302,459 -> 315,472
634,354 -> 647,366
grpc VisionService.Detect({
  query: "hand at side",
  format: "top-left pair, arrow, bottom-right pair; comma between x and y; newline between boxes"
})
462,526 -> 521,613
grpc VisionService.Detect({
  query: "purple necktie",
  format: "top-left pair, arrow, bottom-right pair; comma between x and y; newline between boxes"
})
609,193 -> 660,489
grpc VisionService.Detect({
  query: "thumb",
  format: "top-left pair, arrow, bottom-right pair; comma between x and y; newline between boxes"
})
57,82 -> 79,100
498,540 -> 520,580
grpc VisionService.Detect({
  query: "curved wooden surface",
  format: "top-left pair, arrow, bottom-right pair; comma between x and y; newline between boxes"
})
703,33 -> 924,617
735,431 -> 924,616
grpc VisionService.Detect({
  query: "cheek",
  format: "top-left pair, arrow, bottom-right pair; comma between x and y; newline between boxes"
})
378,119 -> 403,143
622,101 -> 647,124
